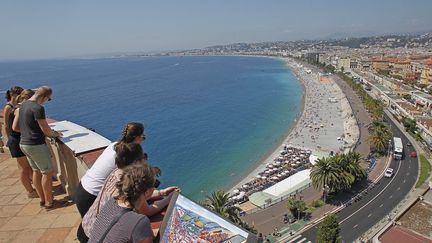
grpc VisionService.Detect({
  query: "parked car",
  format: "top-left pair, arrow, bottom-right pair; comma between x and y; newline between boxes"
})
384,168 -> 394,178
410,151 -> 417,158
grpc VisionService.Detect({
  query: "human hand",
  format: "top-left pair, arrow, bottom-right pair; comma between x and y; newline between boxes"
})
161,186 -> 180,196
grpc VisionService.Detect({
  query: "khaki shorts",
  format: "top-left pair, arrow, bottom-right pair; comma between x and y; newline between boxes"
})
20,144 -> 53,173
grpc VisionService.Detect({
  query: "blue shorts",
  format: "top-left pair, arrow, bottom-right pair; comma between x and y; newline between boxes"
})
20,143 -> 53,173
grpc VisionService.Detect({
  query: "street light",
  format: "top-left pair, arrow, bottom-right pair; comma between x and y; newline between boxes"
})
323,184 -> 330,203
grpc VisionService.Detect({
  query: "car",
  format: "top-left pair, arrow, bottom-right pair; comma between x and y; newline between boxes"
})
407,142 -> 412,146
410,151 -> 417,158
384,168 -> 394,178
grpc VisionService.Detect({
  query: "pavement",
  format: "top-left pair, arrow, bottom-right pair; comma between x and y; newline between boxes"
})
0,151 -> 80,243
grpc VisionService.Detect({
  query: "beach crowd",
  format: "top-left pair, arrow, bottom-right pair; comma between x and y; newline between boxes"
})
229,145 -> 312,205
1,85 -> 180,243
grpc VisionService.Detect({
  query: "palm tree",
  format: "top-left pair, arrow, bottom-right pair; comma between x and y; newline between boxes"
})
204,190 -> 241,224
340,152 -> 367,182
369,123 -> 392,154
310,157 -> 343,193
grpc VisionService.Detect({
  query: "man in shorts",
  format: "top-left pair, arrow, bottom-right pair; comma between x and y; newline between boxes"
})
18,86 -> 62,209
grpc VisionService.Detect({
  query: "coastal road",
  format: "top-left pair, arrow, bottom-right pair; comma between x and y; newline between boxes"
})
297,113 -> 419,242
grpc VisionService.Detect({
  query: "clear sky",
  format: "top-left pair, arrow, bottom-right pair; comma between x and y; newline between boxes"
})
1,0 -> 431,60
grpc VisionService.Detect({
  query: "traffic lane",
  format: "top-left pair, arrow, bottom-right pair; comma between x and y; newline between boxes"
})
302,151 -> 417,242
339,155 -> 418,242
300,176 -> 394,242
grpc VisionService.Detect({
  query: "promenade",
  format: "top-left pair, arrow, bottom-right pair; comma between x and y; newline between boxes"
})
0,151 -> 79,243
241,63 -> 383,240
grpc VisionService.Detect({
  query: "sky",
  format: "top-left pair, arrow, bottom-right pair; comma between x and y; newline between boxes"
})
1,0 -> 431,60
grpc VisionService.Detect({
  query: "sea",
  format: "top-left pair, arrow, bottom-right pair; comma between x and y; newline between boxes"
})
0,56 -> 303,200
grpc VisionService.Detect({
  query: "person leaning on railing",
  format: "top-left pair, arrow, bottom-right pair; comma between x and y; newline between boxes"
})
75,122 -> 146,242
88,163 -> 157,243
14,86 -> 63,209
81,142 -> 179,241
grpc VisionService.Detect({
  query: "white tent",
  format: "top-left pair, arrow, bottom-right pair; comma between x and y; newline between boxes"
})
264,169 -> 311,197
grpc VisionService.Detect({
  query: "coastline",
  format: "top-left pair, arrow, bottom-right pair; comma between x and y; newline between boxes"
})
228,57 -> 359,193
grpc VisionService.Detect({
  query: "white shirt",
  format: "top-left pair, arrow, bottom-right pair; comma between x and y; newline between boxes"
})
81,142 -> 117,196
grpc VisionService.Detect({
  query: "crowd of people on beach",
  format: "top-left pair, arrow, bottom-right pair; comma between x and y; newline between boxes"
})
229,145 -> 312,205
284,61 -> 355,153
1,85 -> 180,243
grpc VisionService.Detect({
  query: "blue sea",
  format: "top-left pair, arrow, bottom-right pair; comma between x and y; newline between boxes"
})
0,56 -> 303,200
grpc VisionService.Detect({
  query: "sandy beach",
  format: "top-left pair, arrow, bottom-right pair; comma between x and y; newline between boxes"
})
229,57 -> 359,192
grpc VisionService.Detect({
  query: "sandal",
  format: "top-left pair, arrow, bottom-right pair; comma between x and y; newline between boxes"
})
44,199 -> 68,211
39,201 -> 45,207
27,190 -> 39,199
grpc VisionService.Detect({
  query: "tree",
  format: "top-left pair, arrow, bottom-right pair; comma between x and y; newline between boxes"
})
368,120 -> 392,155
310,157 -> 343,194
205,191 -> 241,224
402,117 -> 417,134
287,198 -> 307,219
204,190 -> 258,234
317,214 -> 341,243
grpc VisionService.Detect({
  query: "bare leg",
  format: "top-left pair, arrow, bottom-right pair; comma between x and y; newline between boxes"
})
41,171 -> 53,205
16,156 -> 34,193
33,171 -> 45,203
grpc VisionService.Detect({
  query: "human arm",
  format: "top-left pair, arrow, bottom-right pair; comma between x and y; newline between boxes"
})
150,186 -> 179,200
12,109 -> 20,132
37,119 -> 62,138
3,105 -> 12,137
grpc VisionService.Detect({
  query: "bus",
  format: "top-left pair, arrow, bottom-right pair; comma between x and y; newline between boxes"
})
393,137 -> 403,159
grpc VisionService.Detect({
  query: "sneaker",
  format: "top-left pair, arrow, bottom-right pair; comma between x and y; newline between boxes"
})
27,190 -> 39,199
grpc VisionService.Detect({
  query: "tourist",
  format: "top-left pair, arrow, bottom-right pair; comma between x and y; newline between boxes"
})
9,89 -> 38,198
17,86 -> 62,209
3,86 -> 23,138
81,142 -> 178,241
88,163 -> 155,243
75,122 -> 145,241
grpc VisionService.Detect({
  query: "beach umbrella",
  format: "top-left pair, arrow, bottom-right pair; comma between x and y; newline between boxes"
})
268,164 -> 274,168
265,170 -> 270,174
233,189 -> 239,194
242,185 -> 248,189
296,161 -> 301,165
272,176 -> 278,180
261,176 -> 267,180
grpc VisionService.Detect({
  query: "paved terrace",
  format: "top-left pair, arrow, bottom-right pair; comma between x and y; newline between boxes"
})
0,151 -> 79,243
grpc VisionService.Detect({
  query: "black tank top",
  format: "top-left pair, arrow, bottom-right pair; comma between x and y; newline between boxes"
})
7,104 -> 21,138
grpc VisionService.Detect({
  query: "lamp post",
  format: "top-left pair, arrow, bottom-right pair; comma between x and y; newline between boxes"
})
323,184 -> 330,203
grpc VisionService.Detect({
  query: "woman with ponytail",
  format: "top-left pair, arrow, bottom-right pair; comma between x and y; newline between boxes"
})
9,89 -> 37,198
75,122 -> 145,242
3,86 -> 23,139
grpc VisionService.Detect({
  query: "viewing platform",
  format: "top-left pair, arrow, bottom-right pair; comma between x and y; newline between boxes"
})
0,117 -> 111,242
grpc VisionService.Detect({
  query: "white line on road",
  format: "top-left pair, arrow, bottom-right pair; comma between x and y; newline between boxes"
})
339,159 -> 402,224
368,213 -> 372,217
297,238 -> 307,243
288,235 -> 303,243
389,195 -> 393,199
397,187 -> 400,191
379,204 -> 383,207
353,224 -> 358,228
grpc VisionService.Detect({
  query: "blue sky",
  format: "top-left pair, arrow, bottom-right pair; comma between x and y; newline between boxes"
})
1,0 -> 431,59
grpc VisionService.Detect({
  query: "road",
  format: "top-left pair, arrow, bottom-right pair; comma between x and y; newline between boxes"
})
293,113 -> 419,243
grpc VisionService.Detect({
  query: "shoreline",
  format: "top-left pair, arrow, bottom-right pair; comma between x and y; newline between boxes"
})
228,57 -> 359,193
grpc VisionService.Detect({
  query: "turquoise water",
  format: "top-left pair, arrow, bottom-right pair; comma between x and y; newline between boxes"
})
0,56 -> 303,200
